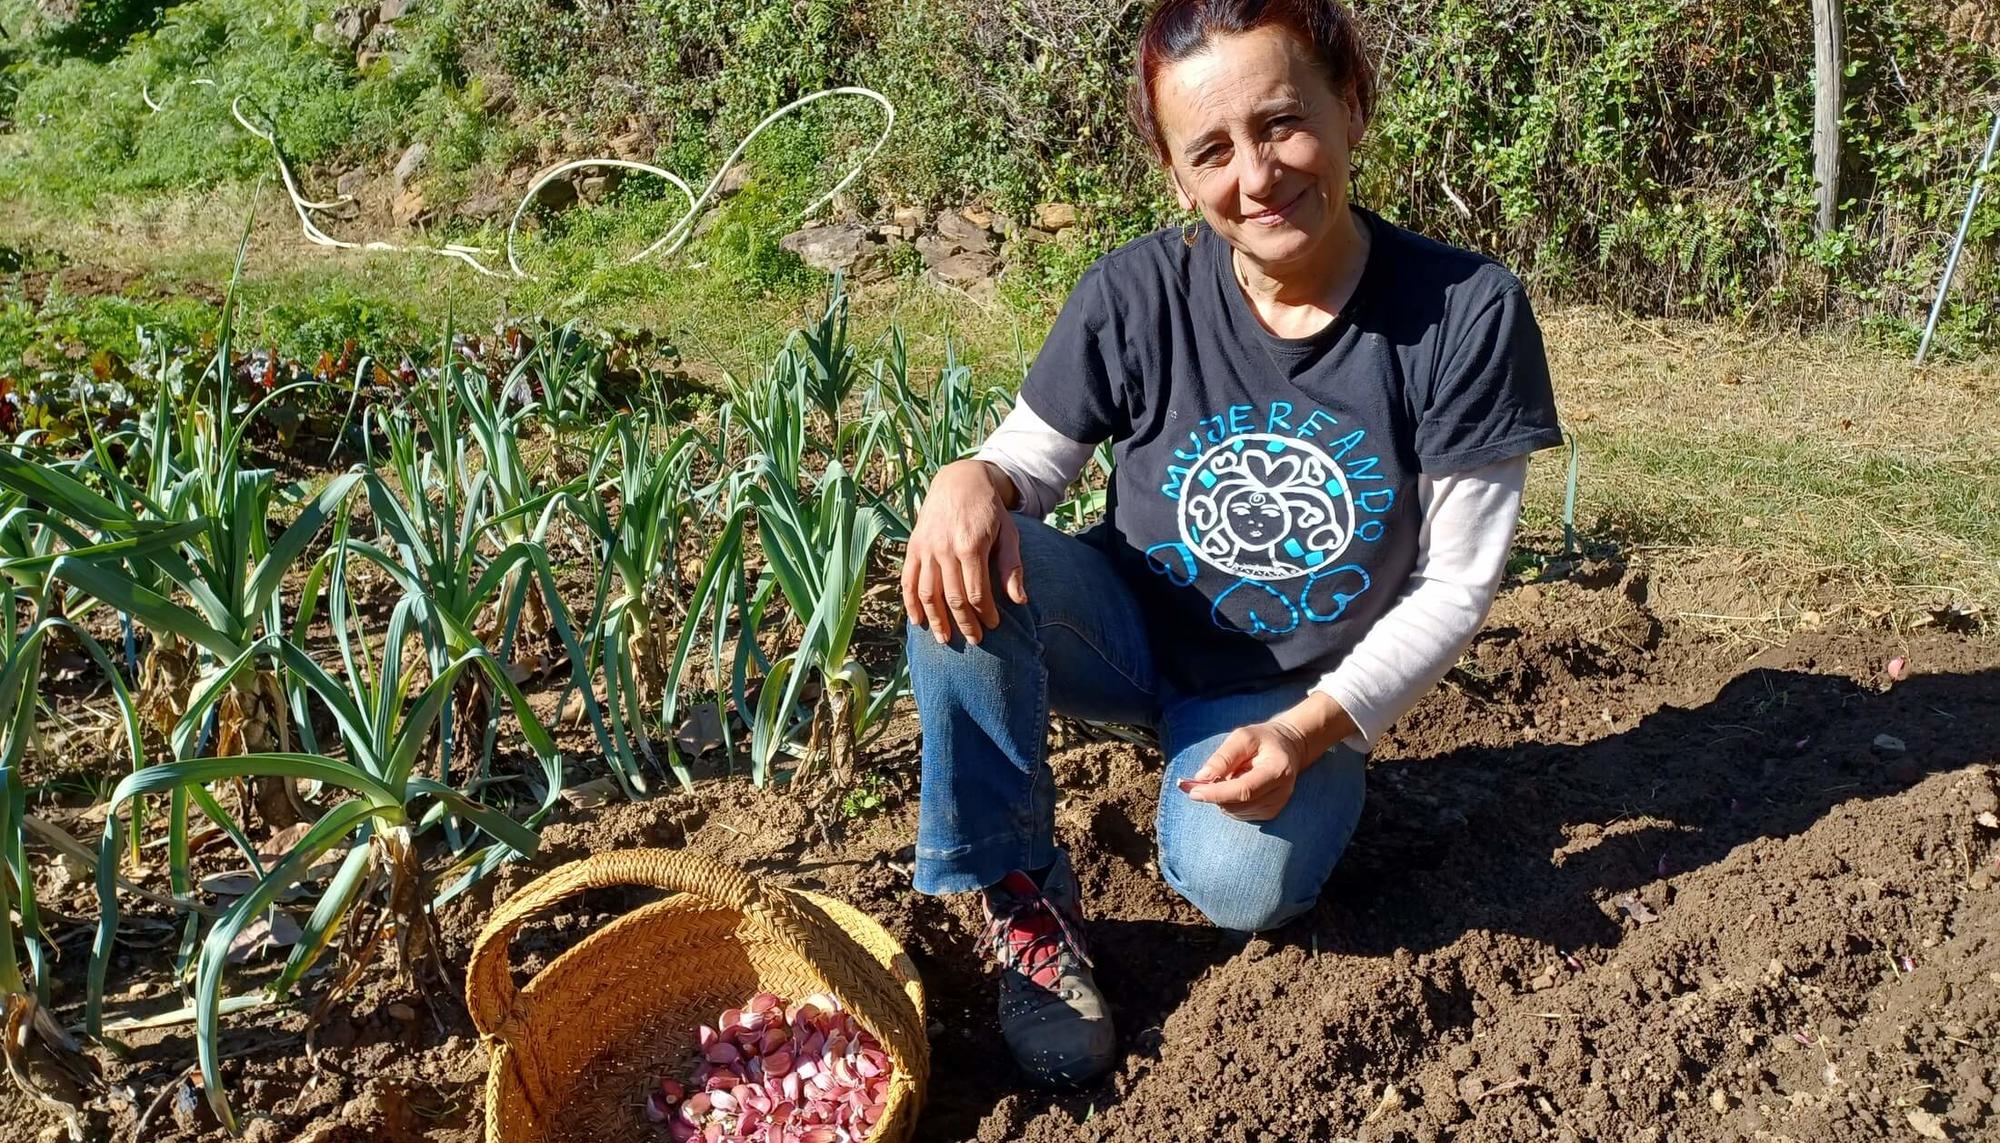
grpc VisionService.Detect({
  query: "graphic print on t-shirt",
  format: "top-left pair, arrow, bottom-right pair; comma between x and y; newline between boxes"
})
1142,401 -> 1394,638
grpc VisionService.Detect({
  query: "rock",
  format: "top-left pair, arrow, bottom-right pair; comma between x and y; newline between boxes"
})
936,209 -> 994,252
356,22 -> 402,67
1873,733 -> 1908,753
386,1002 -> 418,1022
990,210 -> 1019,237
915,233 -> 960,266
457,192 -> 507,219
779,223 -> 870,272
1971,869 -> 1993,891
391,142 -> 429,193
578,173 -> 614,202
1709,1088 -> 1733,1113
1033,202 -> 1080,231
715,162 -> 753,199
608,129 -> 649,160
1907,1108 -> 1950,1140
958,204 -> 994,228
478,78 -> 516,115
533,175 -> 577,211
335,167 -> 368,199
1020,226 -> 1056,243
925,251 -> 998,289
330,6 -> 376,48
378,0 -> 415,21
892,205 -> 927,233
391,187 -> 428,226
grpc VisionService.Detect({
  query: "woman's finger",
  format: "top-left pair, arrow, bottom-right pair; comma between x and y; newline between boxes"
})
1184,768 -> 1264,805
917,558 -> 955,644
993,514 -> 1028,605
1182,728 -> 1256,789
901,543 -> 927,627
957,545 -> 1001,632
936,557 -> 985,645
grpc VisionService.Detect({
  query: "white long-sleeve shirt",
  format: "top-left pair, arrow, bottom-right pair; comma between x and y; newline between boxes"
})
977,400 -> 1524,751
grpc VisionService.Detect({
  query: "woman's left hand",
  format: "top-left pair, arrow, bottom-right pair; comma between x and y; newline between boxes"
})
1179,693 -> 1357,821
1178,722 -> 1314,821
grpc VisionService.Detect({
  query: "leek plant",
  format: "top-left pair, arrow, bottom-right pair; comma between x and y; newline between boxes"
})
0,575 -> 143,1125
0,258 -> 363,828
875,331 -> 1008,533
741,460 -> 898,789
568,413 -> 706,790
355,352 -> 614,795
89,530 -> 560,1132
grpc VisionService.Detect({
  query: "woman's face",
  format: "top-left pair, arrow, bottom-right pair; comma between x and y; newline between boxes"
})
1152,25 -> 1366,270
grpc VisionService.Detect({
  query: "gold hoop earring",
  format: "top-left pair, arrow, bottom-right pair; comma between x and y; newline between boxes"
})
1182,217 -> 1201,246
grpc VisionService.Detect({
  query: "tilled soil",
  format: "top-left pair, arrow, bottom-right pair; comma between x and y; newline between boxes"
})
7,565 -> 1999,1143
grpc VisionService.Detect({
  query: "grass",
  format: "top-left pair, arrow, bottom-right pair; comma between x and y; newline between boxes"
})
1527,308 -> 2000,625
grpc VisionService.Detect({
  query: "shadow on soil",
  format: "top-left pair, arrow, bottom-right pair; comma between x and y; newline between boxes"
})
923,661 -> 2000,1138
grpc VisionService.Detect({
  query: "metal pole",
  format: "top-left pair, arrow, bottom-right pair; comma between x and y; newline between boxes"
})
1916,107 -> 2000,366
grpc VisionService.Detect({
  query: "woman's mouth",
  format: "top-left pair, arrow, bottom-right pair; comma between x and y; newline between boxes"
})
1243,186 -> 1309,228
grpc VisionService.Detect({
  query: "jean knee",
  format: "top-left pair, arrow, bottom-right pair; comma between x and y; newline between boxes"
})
1161,844 -> 1311,933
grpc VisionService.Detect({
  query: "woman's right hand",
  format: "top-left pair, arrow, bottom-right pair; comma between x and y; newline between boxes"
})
902,459 -> 1028,645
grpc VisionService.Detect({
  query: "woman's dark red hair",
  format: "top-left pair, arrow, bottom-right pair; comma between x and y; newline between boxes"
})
1129,0 -> 1376,164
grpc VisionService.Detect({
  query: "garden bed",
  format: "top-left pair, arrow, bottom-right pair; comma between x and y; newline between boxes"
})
7,560 -> 1995,1143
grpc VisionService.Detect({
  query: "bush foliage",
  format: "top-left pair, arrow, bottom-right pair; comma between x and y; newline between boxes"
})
2,0 -> 1998,345
461,0 -> 2000,339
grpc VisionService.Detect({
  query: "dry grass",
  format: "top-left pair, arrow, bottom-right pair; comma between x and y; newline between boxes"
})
1531,307 -> 2000,629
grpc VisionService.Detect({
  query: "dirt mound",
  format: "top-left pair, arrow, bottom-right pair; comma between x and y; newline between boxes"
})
8,569 -> 1997,1142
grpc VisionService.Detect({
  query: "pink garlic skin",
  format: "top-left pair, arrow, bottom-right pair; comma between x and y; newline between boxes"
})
652,992 -> 895,1141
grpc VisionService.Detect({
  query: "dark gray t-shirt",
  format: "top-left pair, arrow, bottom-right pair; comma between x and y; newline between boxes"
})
1021,207 -> 1563,696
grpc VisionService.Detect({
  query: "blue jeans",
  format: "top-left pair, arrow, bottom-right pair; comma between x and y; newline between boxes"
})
908,515 -> 1367,932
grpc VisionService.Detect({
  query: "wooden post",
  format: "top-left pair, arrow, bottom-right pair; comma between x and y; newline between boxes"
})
1812,0 -> 1844,237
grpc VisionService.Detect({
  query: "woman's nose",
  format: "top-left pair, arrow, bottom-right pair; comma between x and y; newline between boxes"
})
1236,144 -> 1283,202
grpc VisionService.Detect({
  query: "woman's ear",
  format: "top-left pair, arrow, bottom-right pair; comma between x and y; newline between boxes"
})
1169,173 -> 1196,213
1342,87 -> 1369,150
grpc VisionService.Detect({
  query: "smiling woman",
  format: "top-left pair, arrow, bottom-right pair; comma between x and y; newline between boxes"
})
896,0 -> 1565,1092
1130,0 -> 1376,330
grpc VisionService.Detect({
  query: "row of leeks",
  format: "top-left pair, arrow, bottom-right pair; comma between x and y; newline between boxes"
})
0,275 -> 1041,1131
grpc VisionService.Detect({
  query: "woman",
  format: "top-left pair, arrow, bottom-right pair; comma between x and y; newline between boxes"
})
899,0 -> 1562,1088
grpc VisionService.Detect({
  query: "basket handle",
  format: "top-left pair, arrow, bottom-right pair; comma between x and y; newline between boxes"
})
464,848 -> 923,1076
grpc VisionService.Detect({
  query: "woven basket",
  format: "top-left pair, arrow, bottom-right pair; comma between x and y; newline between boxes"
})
465,849 -> 928,1143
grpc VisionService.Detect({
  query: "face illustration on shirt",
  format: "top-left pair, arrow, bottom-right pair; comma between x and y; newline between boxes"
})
1223,488 -> 1289,547
1181,437 -> 1349,580
1149,412 -> 1396,640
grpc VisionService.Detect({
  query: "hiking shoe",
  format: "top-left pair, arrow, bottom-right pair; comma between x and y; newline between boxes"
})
980,850 -> 1117,1087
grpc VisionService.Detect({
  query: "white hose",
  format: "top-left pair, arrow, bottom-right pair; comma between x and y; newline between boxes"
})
144,80 -> 895,280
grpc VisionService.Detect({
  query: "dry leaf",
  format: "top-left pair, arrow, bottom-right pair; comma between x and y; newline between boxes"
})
560,777 -> 620,809
674,701 -> 727,756
226,911 -> 303,964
